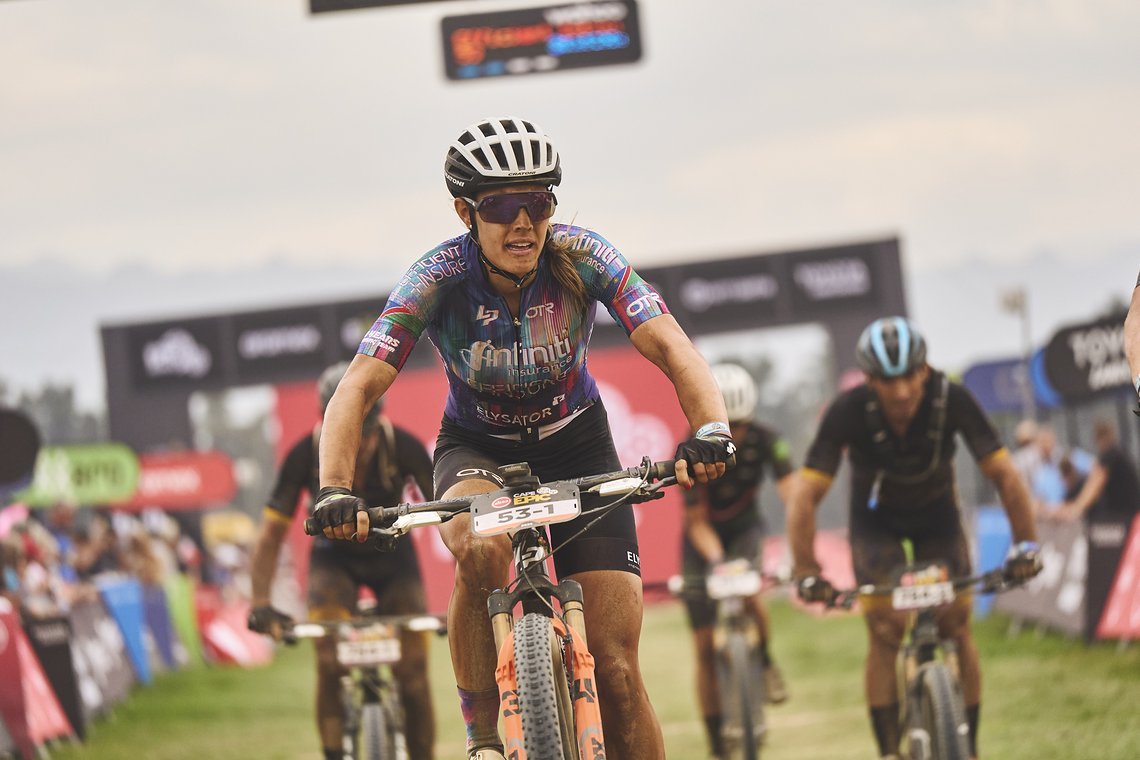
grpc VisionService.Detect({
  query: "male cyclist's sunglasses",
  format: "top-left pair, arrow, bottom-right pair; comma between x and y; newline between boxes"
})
469,191 -> 557,224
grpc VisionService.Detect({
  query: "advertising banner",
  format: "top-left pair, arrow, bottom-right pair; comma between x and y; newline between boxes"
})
993,519 -> 1086,637
441,1 -> 642,81
1096,514 -> 1140,639
962,358 -> 1054,414
0,600 -> 72,759
1042,312 -> 1131,402
164,574 -> 203,666
68,598 -> 134,722
127,318 -> 224,391
97,577 -> 153,685
194,585 -> 272,667
142,585 -> 179,670
114,450 -> 237,511
22,616 -> 83,740
16,443 -> 139,507
1086,517 -> 1130,640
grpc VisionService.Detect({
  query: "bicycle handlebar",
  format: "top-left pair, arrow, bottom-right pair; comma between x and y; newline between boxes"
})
280,613 -> 447,645
821,567 -> 1019,610
303,457 -> 681,539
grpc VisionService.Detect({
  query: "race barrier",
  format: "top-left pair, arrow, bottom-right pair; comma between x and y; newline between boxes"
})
69,597 -> 135,724
193,585 -> 272,667
1096,513 -> 1140,640
97,576 -> 153,685
0,599 -> 73,760
23,616 -> 85,742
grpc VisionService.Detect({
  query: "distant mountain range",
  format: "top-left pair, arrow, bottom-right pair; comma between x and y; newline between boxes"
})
3,245 -> 1136,411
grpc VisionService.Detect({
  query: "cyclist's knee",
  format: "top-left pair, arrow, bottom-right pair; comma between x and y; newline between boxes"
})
592,649 -> 642,708
864,609 -> 906,650
450,533 -> 512,583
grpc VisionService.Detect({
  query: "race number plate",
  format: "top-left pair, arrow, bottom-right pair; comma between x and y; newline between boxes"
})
470,482 -> 581,537
891,582 -> 955,611
336,624 -> 401,666
707,561 -> 763,600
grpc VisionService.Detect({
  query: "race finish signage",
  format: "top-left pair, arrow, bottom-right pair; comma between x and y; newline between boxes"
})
113,451 -> 237,511
441,1 -> 642,81
16,444 -> 139,507
311,0 -> 447,12
1042,311 -> 1131,402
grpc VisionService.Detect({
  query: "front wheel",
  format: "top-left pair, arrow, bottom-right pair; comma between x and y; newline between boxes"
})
911,663 -> 969,760
514,613 -> 577,760
718,630 -> 763,760
359,700 -> 397,760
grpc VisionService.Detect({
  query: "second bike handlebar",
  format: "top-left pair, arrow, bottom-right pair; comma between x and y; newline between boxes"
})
821,567 -> 1018,611
303,457 -> 683,538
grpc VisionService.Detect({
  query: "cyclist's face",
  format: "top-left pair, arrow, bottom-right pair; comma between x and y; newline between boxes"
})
867,364 -> 929,426
455,184 -> 551,284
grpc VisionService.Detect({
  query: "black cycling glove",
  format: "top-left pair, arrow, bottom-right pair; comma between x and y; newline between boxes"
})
1002,540 -> 1043,583
675,431 -> 736,470
312,486 -> 367,534
247,605 -> 292,636
796,575 -> 835,605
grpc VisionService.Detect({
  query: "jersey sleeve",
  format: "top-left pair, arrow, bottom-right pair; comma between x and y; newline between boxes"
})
265,437 -> 313,521
948,383 -> 1004,462
358,240 -> 465,370
757,426 -> 795,479
802,393 -> 858,478
394,426 -> 435,502
556,226 -> 670,334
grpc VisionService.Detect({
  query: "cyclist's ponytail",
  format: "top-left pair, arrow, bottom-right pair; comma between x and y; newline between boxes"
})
545,232 -> 587,310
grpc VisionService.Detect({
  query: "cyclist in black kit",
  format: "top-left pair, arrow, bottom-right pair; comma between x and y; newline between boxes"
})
681,363 -> 795,759
1126,267 -> 1140,414
786,317 -> 1040,760
247,361 -> 436,760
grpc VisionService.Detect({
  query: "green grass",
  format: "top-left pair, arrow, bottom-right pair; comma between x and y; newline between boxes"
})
51,599 -> 1140,759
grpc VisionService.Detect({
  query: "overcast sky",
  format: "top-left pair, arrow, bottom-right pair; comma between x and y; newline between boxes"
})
2,0 -> 1138,409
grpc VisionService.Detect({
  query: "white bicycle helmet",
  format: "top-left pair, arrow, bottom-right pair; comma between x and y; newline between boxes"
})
710,363 -> 758,423
444,116 -> 562,198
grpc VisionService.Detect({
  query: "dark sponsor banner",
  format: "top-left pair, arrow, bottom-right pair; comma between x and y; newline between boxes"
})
1086,517 -> 1130,641
1043,312 -> 1130,402
332,298 -> 387,361
115,451 -> 236,511
1097,514 -> 1140,639
0,408 -> 40,494
671,256 -> 782,333
231,306 -> 327,377
787,245 -> 880,315
23,617 -> 83,740
69,598 -> 134,722
311,0 -> 441,12
994,519 -> 1086,637
127,318 -> 223,391
441,1 -> 642,81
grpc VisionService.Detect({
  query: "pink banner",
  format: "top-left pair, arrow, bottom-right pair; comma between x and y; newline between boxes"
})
115,451 -> 237,511
0,600 -> 73,760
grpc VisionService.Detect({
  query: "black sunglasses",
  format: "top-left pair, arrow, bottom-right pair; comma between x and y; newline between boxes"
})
469,191 -> 557,225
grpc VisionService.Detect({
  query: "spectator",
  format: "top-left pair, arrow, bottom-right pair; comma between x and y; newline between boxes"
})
1054,419 -> 1140,522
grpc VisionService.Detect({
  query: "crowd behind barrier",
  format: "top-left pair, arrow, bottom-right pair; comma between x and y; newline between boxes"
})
0,502 -> 282,760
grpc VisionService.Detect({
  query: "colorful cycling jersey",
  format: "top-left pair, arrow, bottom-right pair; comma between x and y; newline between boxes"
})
358,225 -> 669,435
683,421 -> 794,538
803,370 -> 1005,531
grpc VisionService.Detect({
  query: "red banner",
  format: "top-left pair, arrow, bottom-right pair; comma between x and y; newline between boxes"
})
115,451 -> 237,510
1096,514 -> 1140,640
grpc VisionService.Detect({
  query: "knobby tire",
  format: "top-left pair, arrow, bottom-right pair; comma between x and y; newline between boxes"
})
721,631 -> 762,760
360,700 -> 397,760
515,613 -> 574,760
916,663 -> 969,760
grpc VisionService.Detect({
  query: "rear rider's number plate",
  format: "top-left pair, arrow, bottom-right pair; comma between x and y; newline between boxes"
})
891,581 -> 955,611
336,625 -> 401,666
471,482 -> 581,537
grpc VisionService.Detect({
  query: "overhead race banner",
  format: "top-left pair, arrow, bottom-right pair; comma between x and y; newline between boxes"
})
311,0 -> 444,13
441,1 -> 642,81
1042,312 -> 1130,402
16,444 -> 139,507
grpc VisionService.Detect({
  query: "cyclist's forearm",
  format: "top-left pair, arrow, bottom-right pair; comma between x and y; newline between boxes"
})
630,316 -> 728,431
250,515 -> 288,604
787,472 -> 828,575
685,518 -> 724,564
987,458 -> 1038,543
320,358 -> 397,488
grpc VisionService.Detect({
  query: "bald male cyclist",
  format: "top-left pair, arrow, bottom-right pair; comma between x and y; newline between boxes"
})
786,317 -> 1041,760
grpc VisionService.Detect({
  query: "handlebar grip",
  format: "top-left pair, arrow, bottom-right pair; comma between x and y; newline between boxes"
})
303,517 -> 318,536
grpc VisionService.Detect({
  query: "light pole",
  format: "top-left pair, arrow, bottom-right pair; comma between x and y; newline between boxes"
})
999,286 -> 1036,420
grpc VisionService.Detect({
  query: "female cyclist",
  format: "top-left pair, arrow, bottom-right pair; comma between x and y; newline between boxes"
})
309,116 -> 735,760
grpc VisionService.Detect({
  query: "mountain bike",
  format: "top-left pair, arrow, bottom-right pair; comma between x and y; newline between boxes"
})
825,564 -> 1016,760
667,560 -> 784,760
284,613 -> 445,760
305,456 -> 686,760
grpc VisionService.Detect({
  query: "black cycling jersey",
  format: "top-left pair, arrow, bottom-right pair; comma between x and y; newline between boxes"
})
803,370 -> 1005,535
266,421 -> 434,559
682,421 -> 793,539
